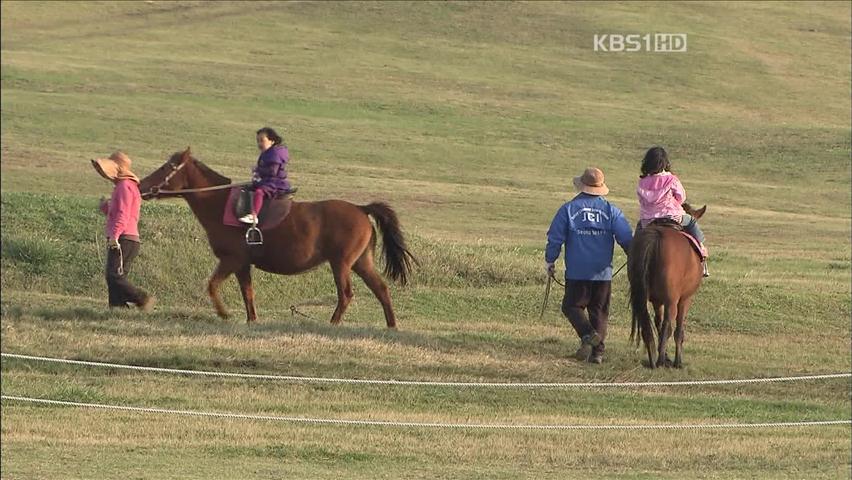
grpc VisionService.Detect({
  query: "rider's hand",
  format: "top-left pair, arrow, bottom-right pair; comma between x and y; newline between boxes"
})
544,261 -> 555,276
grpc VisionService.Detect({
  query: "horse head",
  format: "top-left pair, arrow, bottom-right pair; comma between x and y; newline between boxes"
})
139,147 -> 195,200
682,202 -> 706,220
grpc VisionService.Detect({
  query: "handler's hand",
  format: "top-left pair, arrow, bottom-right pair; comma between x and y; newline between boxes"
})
99,197 -> 108,210
107,238 -> 120,250
544,262 -> 555,276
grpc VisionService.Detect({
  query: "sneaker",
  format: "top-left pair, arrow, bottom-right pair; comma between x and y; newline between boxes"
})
238,213 -> 258,224
138,295 -> 156,313
589,354 -> 603,364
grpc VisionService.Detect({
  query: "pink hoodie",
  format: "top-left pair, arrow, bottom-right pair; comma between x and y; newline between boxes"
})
100,179 -> 141,241
637,172 -> 686,220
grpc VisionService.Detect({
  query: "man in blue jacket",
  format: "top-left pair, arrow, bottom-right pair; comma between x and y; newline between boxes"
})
545,167 -> 633,364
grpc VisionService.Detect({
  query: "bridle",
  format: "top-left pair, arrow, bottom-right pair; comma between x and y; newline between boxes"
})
141,155 -> 190,200
140,156 -> 251,199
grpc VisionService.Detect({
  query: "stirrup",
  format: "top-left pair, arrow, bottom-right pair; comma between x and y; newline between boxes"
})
245,225 -> 263,246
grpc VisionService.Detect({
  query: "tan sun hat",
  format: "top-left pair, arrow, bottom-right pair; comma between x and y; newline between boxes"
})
91,151 -> 139,183
572,167 -> 609,196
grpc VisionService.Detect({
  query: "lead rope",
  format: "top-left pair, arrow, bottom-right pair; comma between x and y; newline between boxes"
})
539,260 -> 626,318
116,243 -> 124,275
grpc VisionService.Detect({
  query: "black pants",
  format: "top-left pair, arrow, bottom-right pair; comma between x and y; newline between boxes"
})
561,280 -> 612,355
106,236 -> 148,308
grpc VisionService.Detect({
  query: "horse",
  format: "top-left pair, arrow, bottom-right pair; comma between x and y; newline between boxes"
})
628,203 -> 707,368
138,147 -> 417,328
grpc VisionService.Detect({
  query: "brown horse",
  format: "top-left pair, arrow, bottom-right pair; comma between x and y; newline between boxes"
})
628,204 -> 706,368
138,148 -> 416,328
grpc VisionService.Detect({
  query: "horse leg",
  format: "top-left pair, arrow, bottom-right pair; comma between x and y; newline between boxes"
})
673,297 -> 694,369
657,302 -> 677,368
353,251 -> 397,329
330,262 -> 354,325
234,264 -> 257,324
652,303 -> 671,366
208,260 -> 239,319
641,308 -> 657,369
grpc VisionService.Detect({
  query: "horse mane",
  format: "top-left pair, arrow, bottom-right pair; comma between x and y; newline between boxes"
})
194,158 -> 231,185
170,150 -> 231,186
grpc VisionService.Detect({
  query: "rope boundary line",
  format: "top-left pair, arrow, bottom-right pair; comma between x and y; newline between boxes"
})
3,353 -> 850,388
3,395 -> 849,430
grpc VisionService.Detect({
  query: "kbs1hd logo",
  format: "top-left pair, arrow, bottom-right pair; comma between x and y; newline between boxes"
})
593,33 -> 688,53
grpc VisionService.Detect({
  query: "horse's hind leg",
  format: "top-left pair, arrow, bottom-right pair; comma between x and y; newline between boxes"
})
330,262 -> 354,325
673,297 -> 694,369
353,250 -> 397,329
208,260 -> 239,319
657,303 -> 677,368
641,319 -> 657,369
653,303 -> 671,366
235,264 -> 257,324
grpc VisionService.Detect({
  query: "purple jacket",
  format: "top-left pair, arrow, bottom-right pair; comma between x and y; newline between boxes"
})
252,145 -> 291,193
637,172 -> 686,220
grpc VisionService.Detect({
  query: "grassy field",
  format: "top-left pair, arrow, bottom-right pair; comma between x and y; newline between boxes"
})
1,1 -> 850,478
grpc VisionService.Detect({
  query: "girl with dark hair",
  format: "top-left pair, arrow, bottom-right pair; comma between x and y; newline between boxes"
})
636,146 -> 708,276
239,127 -> 291,224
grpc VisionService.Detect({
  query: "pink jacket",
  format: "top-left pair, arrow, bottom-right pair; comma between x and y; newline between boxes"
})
637,172 -> 686,220
100,179 -> 141,240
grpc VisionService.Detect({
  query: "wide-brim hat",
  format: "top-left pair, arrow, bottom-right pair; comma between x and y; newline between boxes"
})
92,151 -> 139,183
572,167 -> 609,196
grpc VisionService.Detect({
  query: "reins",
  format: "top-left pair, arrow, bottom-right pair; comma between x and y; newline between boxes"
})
141,153 -> 253,198
154,181 -> 252,196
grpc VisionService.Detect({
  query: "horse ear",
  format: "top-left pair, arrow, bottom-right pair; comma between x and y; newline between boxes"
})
182,146 -> 191,159
693,205 -> 707,219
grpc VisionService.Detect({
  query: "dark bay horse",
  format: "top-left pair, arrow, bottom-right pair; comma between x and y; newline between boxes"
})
138,148 -> 416,328
628,204 -> 706,368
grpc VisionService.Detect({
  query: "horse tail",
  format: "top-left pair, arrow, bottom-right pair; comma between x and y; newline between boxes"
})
628,228 -> 659,348
359,202 -> 418,286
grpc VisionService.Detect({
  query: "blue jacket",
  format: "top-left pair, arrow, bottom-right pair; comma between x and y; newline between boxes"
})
545,193 -> 633,281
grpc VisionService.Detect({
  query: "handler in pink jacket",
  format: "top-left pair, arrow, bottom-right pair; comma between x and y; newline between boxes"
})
636,146 -> 708,277
92,151 -> 155,310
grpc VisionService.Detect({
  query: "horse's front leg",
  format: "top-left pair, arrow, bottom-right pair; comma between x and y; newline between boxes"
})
235,264 -> 257,323
208,260 -> 239,319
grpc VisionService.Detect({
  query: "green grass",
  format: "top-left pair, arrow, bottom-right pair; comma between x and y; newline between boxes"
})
2,1 -> 851,479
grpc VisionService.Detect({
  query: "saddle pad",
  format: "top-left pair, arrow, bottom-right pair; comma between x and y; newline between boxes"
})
679,231 -> 708,258
222,187 -> 292,231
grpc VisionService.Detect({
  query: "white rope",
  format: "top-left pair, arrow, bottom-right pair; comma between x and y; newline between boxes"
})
3,353 -> 850,388
3,396 -> 848,430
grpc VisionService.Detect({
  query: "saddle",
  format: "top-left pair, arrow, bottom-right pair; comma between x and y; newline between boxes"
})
641,218 -> 707,259
222,187 -> 295,232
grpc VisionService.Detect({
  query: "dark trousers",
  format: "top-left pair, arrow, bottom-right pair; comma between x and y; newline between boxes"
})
561,280 -> 612,354
106,236 -> 147,307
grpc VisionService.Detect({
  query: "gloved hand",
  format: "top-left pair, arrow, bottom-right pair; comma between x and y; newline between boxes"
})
545,261 -> 555,276
107,238 -> 120,250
